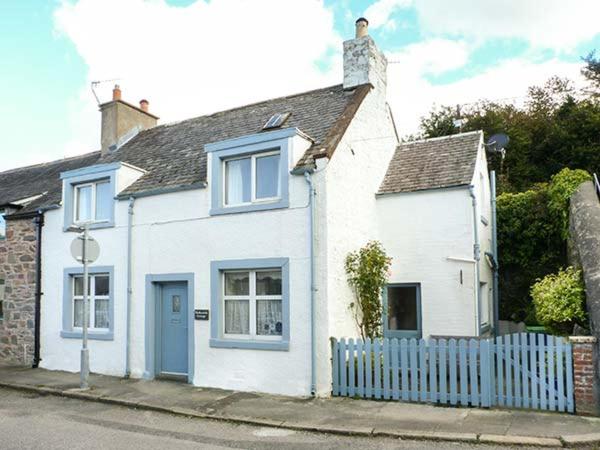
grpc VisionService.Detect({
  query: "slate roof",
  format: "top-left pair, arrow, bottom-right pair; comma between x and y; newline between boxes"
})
378,131 -> 482,194
0,84 -> 369,215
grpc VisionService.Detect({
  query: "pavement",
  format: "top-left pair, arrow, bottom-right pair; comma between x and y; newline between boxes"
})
1,366 -> 599,448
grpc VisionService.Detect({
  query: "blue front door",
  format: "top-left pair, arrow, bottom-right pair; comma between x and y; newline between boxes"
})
159,283 -> 188,376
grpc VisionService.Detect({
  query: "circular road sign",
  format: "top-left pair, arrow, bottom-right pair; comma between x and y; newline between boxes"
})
70,235 -> 100,264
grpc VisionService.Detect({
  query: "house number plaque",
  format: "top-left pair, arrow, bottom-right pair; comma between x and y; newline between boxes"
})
195,309 -> 209,320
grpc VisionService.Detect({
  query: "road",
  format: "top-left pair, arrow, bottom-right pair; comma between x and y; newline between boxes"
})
0,388 -> 555,450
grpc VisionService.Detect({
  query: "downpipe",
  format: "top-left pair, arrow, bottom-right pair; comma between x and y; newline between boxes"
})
469,186 -> 481,336
125,197 -> 135,378
304,171 -> 317,396
32,212 -> 44,368
491,171 -> 500,335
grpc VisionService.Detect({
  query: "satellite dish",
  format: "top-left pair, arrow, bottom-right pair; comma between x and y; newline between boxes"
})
486,133 -> 510,153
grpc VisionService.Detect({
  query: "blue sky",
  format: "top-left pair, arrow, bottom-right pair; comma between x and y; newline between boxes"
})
1,0 -> 599,171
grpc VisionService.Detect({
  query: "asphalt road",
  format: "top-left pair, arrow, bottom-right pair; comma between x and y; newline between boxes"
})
0,388 -> 557,450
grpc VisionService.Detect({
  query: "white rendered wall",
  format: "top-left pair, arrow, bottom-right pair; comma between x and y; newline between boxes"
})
41,137 -> 315,396
376,187 -> 478,338
312,85 -> 398,395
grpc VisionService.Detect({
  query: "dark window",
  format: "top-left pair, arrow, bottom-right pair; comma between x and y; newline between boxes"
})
385,284 -> 421,338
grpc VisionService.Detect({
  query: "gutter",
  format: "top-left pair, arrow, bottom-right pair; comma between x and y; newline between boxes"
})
115,182 -> 207,201
125,197 -> 135,377
469,186 -> 481,336
490,171 -> 500,335
32,212 -> 44,368
302,170 -> 317,396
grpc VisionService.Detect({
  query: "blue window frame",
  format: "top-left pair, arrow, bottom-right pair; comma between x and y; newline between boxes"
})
61,163 -> 120,231
383,283 -> 422,339
61,266 -> 115,341
205,128 -> 304,216
210,258 -> 290,351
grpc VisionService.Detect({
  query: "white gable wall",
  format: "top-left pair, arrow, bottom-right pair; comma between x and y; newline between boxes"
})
312,85 -> 398,395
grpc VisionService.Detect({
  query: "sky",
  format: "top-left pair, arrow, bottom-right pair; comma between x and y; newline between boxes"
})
0,0 -> 599,172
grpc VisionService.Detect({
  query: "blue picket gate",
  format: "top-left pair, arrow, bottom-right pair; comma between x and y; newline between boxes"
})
331,333 -> 574,413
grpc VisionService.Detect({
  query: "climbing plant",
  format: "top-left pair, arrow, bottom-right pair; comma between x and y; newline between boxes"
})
345,241 -> 392,339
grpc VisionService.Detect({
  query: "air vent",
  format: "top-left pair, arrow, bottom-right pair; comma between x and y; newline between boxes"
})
262,112 -> 290,130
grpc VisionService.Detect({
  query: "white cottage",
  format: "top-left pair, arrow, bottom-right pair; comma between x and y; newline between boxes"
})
0,18 -> 494,396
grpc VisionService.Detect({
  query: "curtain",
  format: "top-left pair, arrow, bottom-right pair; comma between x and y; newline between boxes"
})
226,158 -> 251,205
95,299 -> 110,329
225,300 -> 249,334
257,300 -> 282,336
76,185 -> 92,221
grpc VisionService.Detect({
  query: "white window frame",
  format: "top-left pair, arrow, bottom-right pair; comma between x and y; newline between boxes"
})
222,269 -> 282,342
73,179 -> 110,224
222,149 -> 281,207
72,273 -> 110,332
0,208 -> 6,240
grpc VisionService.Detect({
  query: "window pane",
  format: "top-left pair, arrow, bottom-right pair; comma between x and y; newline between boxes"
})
74,276 -> 84,296
95,276 -> 109,296
225,158 -> 251,205
224,272 -> 249,296
224,300 -> 249,334
95,299 -> 110,329
76,185 -> 92,222
255,154 -> 280,199
95,181 -> 111,221
387,286 -> 419,331
257,300 -> 282,336
256,270 -> 282,296
73,299 -> 88,328
0,212 -> 5,240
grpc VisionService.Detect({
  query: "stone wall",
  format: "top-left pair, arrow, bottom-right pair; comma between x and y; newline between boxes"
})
0,217 -> 37,365
571,336 -> 600,415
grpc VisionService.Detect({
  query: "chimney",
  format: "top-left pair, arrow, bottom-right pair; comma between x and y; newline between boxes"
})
100,85 -> 158,156
343,17 -> 387,92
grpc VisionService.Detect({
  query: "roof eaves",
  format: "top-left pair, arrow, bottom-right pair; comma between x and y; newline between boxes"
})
376,183 -> 471,196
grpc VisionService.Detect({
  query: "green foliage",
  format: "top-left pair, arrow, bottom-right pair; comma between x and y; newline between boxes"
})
345,241 -> 392,339
531,267 -> 587,335
547,168 -> 592,239
497,169 -> 590,322
419,76 -> 600,192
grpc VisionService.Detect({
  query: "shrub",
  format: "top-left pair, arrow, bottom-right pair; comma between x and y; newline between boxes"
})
345,241 -> 392,339
547,168 -> 591,239
530,266 -> 587,335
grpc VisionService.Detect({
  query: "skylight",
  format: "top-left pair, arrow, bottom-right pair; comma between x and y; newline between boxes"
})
262,112 -> 290,130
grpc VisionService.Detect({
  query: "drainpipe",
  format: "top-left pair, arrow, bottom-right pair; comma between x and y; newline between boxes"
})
125,196 -> 135,377
32,212 -> 44,368
469,186 -> 481,336
304,171 -> 317,396
491,171 -> 500,335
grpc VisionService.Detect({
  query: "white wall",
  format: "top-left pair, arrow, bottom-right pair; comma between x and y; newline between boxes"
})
376,187 -> 478,337
41,138 -> 315,396
312,85 -> 398,395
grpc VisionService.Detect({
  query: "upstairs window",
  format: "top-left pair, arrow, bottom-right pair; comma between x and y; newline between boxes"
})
224,151 -> 280,207
74,179 -> 111,224
0,209 -> 5,240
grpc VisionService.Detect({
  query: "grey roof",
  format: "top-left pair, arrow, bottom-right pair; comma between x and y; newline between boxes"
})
379,131 -> 482,194
100,84 -> 369,196
0,152 -> 101,216
0,84 -> 368,215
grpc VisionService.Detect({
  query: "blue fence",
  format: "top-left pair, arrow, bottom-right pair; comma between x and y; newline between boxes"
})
331,333 -> 574,413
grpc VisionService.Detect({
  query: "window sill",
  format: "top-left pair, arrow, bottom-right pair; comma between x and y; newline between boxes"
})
61,330 -> 114,341
209,199 -> 289,216
63,221 -> 114,232
209,338 -> 289,351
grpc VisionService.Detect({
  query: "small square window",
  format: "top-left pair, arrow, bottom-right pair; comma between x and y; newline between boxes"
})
74,179 -> 111,224
223,151 -> 280,207
385,284 -> 421,339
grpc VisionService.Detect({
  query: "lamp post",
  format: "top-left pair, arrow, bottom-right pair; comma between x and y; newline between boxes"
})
69,223 -> 100,390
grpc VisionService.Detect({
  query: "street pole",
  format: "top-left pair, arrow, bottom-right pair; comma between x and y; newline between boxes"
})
80,223 -> 90,389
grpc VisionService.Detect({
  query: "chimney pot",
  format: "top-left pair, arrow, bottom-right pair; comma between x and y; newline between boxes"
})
139,99 -> 149,112
112,84 -> 122,101
355,17 -> 369,38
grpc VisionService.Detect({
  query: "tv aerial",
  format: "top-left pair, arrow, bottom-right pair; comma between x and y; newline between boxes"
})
485,133 -> 509,159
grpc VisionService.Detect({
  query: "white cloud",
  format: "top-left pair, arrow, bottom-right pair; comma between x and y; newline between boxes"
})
386,53 -> 585,136
364,0 -> 412,29
414,0 -> 600,50
52,0 -> 341,158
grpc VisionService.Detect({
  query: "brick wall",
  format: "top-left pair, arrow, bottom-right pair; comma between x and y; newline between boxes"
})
0,217 -> 37,365
570,336 -> 599,416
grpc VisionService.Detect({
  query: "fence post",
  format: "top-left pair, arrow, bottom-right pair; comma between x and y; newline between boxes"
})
569,336 -> 600,416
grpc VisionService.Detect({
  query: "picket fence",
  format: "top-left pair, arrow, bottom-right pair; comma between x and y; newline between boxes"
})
331,333 -> 574,413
